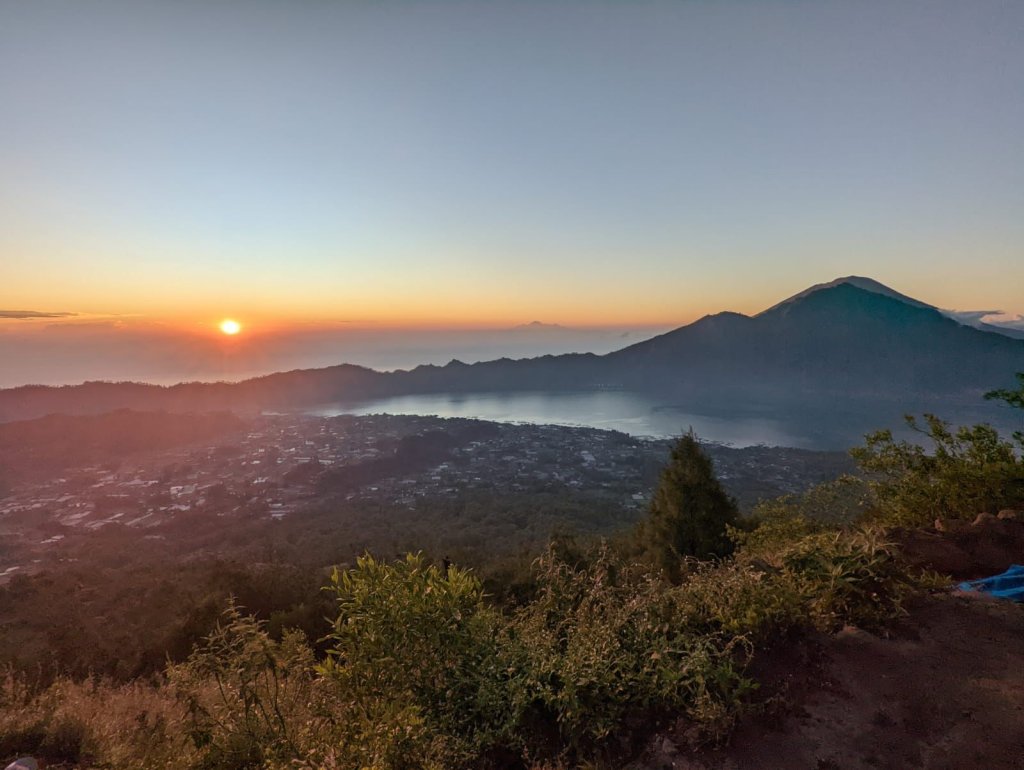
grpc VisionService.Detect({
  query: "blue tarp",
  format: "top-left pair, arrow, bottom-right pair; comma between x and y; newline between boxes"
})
957,565 -> 1024,602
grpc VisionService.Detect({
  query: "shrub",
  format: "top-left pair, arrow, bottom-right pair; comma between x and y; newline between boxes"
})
679,526 -> 918,647
759,527 -> 918,630
319,553 -> 518,767
675,561 -> 804,641
168,602 -> 318,769
4,417 -> 959,770
851,414 -> 1024,526
510,545 -> 756,752
0,527 -> 929,770
743,475 -> 873,533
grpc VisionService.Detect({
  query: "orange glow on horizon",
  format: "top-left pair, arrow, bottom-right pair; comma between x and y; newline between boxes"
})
0,296 -> 736,337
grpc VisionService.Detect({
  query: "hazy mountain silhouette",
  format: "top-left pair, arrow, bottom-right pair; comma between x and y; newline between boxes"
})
759,275 -> 933,314
1,278 -> 1022,423
509,321 -> 570,331
762,274 -> 1024,340
606,281 -> 1024,399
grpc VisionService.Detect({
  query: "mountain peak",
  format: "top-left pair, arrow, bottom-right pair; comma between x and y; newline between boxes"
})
510,321 -> 569,332
758,277 -> 1024,340
759,276 -> 931,317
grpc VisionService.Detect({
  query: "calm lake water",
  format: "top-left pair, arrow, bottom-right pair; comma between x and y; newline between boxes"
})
308,391 -> 861,449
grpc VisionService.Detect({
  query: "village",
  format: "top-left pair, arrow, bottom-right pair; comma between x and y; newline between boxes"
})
0,413 -> 851,584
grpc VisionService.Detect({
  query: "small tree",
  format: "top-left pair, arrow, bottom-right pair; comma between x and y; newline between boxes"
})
638,431 -> 738,580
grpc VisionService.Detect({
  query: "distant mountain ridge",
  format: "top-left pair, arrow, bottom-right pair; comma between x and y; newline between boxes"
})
509,321 -> 569,331
1,278 -> 1022,423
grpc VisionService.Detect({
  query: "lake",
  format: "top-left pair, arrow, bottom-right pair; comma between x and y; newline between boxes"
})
306,390 -> 883,449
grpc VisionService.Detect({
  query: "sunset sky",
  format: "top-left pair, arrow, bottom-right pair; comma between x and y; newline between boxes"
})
2,0 -> 1023,383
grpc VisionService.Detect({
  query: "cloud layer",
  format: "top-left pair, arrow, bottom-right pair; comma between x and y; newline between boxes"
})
0,310 -> 77,319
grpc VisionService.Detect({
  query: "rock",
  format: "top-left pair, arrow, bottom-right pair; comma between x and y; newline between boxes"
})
897,529 -> 973,576
997,509 -> 1021,520
5,759 -> 39,770
638,735 -> 689,770
835,625 -> 877,644
973,512 -> 997,526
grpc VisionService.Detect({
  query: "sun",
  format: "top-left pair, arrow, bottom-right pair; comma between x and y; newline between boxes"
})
219,319 -> 241,335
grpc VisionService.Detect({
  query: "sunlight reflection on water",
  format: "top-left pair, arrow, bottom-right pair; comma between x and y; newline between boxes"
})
309,391 -> 815,448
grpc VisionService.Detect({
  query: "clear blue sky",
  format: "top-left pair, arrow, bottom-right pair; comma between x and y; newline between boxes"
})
2,0 -> 1022,327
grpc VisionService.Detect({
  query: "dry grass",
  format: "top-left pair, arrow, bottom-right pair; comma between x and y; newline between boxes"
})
0,671 -> 194,769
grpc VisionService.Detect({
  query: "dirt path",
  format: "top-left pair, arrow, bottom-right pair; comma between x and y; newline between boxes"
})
642,593 -> 1024,770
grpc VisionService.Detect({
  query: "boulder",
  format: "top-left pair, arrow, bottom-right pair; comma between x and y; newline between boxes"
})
835,625 -> 878,644
5,759 -> 39,770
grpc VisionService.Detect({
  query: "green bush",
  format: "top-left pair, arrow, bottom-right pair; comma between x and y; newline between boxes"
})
683,523 -> 918,640
511,545 -> 756,751
851,414 -> 1024,526
319,553 -> 519,767
0,525 -> 930,770
742,475 -> 872,535
675,561 -> 804,641
315,549 -> 765,763
756,527 -> 918,630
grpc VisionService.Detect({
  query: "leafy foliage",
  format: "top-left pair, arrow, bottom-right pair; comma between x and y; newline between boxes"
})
168,602 -> 318,769
986,371 -> 1024,442
745,527 -> 917,631
851,414 -> 1024,526
726,475 -> 869,564
985,371 -> 1024,410
319,553 -> 517,767
511,545 -> 756,751
0,519 -> 930,770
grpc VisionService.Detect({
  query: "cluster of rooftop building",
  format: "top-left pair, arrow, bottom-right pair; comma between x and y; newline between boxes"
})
0,413 -> 847,583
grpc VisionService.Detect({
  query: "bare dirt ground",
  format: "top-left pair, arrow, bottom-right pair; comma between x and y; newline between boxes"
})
684,595 -> 1024,770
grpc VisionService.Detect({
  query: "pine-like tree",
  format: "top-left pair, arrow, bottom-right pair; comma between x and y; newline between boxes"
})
639,431 -> 738,580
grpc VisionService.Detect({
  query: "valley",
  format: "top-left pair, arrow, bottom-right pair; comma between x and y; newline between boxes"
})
0,411 -> 851,589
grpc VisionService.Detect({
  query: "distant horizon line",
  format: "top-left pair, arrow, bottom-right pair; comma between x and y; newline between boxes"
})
5,274 -> 1024,333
